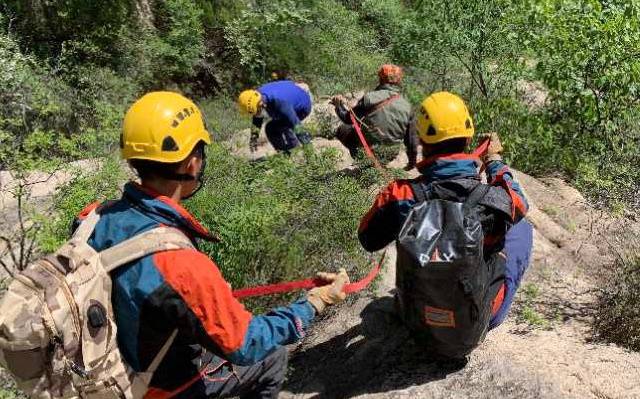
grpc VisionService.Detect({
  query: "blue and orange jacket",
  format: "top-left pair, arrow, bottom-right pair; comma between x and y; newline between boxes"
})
74,182 -> 316,396
252,80 -> 312,129
358,153 -> 529,312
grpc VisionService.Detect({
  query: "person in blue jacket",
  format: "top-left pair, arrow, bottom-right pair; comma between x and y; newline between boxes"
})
76,91 -> 350,398
358,92 -> 534,334
238,80 -> 313,153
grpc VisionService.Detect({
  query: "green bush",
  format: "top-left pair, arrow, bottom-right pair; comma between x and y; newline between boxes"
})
523,0 -> 640,206
188,145 -> 374,305
38,158 -> 127,253
595,244 -> 640,351
0,28 -> 74,171
223,0 -> 385,93
200,96 -> 252,142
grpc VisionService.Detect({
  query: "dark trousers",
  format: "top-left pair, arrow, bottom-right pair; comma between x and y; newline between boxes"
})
489,219 -> 534,330
265,120 -> 310,153
174,347 -> 288,399
335,124 -> 362,158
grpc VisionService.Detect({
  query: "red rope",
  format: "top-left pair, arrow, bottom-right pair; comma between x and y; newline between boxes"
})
232,252 -> 386,299
349,110 -> 385,172
472,138 -> 491,173
472,138 -> 490,158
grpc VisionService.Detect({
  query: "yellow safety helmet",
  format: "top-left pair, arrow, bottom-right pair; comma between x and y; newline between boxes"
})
238,89 -> 262,115
121,91 -> 211,163
415,91 -> 474,144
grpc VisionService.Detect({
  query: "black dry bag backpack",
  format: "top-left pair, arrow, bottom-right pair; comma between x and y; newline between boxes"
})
396,181 -> 506,359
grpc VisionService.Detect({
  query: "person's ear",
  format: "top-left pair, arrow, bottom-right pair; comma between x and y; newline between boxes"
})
183,154 -> 201,177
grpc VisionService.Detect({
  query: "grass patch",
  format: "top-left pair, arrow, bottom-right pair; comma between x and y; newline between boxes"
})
517,283 -> 551,329
519,305 -> 550,329
189,144 -> 375,310
200,96 -> 252,143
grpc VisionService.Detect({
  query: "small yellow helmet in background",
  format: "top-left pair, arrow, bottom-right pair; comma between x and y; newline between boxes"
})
415,91 -> 474,144
121,91 -> 211,163
238,89 -> 262,115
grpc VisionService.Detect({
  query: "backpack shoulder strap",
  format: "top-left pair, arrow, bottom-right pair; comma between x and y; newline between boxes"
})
71,210 -> 101,243
369,93 -> 401,114
463,183 -> 491,211
99,227 -> 195,273
409,181 -> 429,203
146,329 -> 178,375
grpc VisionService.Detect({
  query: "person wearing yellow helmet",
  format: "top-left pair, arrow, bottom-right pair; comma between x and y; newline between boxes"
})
357,91 -> 533,360
238,79 -> 313,154
71,91 -> 350,398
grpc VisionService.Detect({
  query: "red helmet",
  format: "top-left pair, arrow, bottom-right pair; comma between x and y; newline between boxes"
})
378,64 -> 403,84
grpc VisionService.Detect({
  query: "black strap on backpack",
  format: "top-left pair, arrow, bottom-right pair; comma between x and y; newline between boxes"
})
463,183 -> 491,212
410,180 -> 490,208
410,181 -> 429,203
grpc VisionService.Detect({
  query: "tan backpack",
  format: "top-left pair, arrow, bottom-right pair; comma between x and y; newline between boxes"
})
0,210 -> 194,398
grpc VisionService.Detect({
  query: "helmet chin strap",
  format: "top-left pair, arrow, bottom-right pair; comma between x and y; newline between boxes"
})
181,149 -> 207,200
155,148 -> 207,200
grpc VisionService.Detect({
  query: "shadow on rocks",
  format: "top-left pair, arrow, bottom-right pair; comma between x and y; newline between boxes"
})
284,296 -> 467,399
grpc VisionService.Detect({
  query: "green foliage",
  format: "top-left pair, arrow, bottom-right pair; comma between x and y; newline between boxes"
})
200,96 -> 252,142
37,158 -> 127,253
224,0 -> 385,93
149,0 -> 206,81
0,29 -> 73,171
595,245 -> 640,351
517,282 -> 551,329
523,0 -> 640,205
188,145 -> 373,305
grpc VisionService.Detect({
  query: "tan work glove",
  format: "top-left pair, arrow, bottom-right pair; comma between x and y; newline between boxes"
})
478,132 -> 503,163
307,268 -> 350,314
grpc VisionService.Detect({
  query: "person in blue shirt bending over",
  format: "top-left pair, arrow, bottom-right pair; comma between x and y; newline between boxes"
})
238,80 -> 313,154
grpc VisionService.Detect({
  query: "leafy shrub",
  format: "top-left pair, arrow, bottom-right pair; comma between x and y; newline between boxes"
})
523,0 -> 640,206
595,243 -> 640,351
188,145 -> 374,306
0,14 -> 137,171
0,29 -> 75,171
224,0 -> 385,93
38,158 -> 127,253
148,0 -> 206,82
200,95 -> 252,142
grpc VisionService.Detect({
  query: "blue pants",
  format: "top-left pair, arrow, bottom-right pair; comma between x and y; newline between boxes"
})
265,120 -> 301,152
489,219 -> 534,330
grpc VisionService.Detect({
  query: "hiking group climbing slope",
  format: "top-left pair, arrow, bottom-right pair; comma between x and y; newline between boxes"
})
0,64 -> 533,399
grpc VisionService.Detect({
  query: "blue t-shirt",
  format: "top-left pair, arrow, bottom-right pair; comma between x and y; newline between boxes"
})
258,80 -> 312,127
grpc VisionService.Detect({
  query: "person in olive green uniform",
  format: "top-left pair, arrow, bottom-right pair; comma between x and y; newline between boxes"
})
331,64 -> 416,169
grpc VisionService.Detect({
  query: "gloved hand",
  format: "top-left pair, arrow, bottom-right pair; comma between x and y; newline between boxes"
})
249,128 -> 260,153
307,268 -> 350,314
478,132 -> 503,163
330,95 -> 347,107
